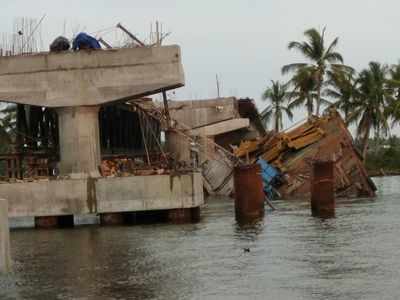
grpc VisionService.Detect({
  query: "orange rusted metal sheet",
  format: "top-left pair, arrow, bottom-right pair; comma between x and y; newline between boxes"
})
287,129 -> 325,150
234,140 -> 261,157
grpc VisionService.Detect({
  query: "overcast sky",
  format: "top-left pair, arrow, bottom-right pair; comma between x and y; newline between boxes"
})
1,0 -> 400,127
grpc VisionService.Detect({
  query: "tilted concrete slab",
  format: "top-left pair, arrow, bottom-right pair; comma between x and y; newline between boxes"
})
0,173 -> 204,218
0,46 -> 184,107
169,97 -> 239,129
189,118 -> 250,136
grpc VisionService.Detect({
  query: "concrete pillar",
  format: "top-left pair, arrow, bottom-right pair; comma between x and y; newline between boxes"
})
0,199 -> 12,273
99,213 -> 125,226
198,134 -> 215,164
35,215 -> 74,229
311,160 -> 335,218
167,207 -> 200,224
166,130 -> 191,163
57,106 -> 101,176
35,216 -> 58,229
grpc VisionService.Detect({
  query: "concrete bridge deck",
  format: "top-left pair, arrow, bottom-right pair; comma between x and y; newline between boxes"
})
0,45 -> 184,107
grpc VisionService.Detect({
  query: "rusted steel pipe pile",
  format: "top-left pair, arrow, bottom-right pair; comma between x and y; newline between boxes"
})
311,160 -> 335,218
233,164 -> 265,223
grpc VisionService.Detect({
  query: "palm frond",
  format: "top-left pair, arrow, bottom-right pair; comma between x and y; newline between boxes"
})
282,63 -> 308,75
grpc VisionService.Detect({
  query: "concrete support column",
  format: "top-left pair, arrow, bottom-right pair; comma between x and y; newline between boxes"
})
167,207 -> 200,224
100,213 -> 126,226
57,106 -> 101,176
35,215 -> 74,229
166,130 -> 191,163
198,134 -> 215,164
0,199 -> 11,273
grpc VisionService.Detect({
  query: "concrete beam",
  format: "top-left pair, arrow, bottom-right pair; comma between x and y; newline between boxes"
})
189,118 -> 250,136
169,98 -> 239,129
0,46 -> 184,107
0,199 -> 11,273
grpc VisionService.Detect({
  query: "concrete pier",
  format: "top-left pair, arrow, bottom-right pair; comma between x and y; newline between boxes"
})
167,207 -> 201,224
35,215 -> 74,229
57,106 -> 101,176
166,130 -> 191,163
99,213 -> 126,226
0,199 -> 11,273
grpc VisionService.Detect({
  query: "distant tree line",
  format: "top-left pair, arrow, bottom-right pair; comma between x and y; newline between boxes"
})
261,27 -> 400,162
363,136 -> 400,175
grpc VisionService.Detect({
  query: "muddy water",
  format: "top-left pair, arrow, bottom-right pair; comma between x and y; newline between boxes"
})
0,177 -> 399,300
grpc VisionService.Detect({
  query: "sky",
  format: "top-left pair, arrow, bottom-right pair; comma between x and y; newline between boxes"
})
1,0 -> 400,128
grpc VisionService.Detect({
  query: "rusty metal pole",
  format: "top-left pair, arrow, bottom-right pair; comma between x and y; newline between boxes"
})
162,91 -> 171,128
116,23 -> 145,47
233,164 -> 265,224
98,37 -> 112,49
311,160 -> 335,218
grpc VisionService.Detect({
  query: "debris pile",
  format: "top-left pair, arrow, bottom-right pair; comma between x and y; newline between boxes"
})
99,157 -> 169,177
235,110 -> 376,199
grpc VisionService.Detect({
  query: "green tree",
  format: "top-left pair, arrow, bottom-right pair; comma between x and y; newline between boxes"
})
348,62 -> 393,160
287,66 -> 318,117
282,27 -> 352,116
325,66 -> 357,122
0,103 -> 16,153
261,80 -> 293,132
386,63 -> 400,127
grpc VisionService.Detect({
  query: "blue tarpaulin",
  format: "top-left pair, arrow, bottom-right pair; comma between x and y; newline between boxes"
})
257,158 -> 280,199
72,32 -> 101,51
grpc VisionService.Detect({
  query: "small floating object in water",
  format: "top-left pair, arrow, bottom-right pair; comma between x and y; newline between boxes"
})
243,248 -> 250,253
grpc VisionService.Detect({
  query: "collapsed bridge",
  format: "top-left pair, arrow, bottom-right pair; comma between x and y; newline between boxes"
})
0,46 -> 203,226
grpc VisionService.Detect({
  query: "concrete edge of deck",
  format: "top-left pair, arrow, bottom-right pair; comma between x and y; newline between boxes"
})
0,173 -> 204,218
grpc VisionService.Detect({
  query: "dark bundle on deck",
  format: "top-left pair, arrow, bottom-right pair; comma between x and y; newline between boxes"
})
49,36 -> 70,52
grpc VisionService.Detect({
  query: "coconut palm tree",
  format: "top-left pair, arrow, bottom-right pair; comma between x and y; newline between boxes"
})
386,63 -> 400,126
325,66 -> 357,123
348,62 -> 394,160
282,27 -> 352,116
261,80 -> 293,132
287,66 -> 319,117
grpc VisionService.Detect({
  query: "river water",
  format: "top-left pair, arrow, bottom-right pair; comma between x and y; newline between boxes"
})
0,176 -> 399,300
